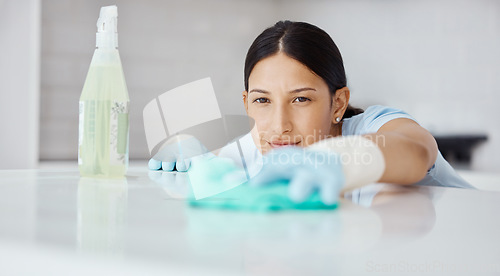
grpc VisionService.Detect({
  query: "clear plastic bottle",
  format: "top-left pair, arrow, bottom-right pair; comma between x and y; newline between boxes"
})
78,5 -> 129,178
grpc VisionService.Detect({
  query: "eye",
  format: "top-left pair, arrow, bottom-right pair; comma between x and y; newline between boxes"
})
253,97 -> 270,104
293,97 -> 311,103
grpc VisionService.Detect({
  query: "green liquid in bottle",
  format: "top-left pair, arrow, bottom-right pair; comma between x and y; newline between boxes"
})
78,49 -> 129,178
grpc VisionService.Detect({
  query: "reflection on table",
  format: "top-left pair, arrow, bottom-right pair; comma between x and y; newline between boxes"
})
0,167 -> 498,275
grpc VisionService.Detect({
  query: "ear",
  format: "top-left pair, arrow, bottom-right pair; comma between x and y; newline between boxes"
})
242,90 -> 249,114
331,87 -> 350,124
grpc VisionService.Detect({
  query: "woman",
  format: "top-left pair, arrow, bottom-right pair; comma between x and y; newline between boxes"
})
150,20 -> 472,204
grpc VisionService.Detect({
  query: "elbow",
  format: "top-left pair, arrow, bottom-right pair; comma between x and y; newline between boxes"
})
394,140 -> 435,185
413,149 -> 430,183
377,132 -> 439,185
410,140 -> 437,183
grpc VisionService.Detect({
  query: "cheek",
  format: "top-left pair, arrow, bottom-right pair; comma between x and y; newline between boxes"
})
297,107 -> 332,145
247,108 -> 269,153
250,125 -> 263,152
247,107 -> 271,134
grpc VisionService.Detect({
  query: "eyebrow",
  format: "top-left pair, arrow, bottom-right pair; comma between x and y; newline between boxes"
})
249,87 -> 317,94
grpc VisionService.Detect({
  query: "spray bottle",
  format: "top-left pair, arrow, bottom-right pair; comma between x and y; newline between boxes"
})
78,5 -> 129,178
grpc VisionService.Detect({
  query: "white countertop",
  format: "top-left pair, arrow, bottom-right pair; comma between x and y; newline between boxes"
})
1,165 -> 499,275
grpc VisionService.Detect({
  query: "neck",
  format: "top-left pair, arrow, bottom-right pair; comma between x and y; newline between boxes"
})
329,122 -> 343,138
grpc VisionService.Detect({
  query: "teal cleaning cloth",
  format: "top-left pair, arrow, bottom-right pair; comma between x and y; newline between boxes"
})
187,156 -> 339,212
187,156 -> 248,200
188,180 -> 338,212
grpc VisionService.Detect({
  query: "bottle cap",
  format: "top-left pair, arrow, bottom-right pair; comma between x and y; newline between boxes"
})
96,5 -> 118,48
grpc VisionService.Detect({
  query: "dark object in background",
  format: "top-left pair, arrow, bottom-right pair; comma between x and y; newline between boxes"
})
434,134 -> 488,169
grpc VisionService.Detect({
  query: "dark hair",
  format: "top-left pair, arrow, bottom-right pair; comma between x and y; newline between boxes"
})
244,20 -> 363,119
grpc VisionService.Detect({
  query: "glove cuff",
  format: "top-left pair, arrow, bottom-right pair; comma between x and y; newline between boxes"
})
308,136 -> 385,191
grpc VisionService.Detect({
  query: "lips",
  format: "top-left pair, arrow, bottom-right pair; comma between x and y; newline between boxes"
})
268,140 -> 301,148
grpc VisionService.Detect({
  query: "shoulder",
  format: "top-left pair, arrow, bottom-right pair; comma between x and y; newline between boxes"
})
342,105 -> 418,135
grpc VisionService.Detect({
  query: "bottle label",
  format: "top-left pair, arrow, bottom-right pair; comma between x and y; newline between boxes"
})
78,101 -> 85,165
109,101 -> 129,165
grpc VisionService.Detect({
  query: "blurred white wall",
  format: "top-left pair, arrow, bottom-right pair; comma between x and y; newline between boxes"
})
280,0 -> 500,172
39,0 -> 279,163
8,0 -> 499,172
0,0 -> 40,169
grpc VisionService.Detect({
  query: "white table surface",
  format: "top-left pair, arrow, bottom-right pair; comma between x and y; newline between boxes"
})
1,165 -> 499,275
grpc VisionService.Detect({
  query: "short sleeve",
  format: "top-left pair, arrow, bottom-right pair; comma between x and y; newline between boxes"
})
342,105 -> 418,135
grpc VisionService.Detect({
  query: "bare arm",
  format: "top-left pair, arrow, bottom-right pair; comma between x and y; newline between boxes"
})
363,118 -> 438,185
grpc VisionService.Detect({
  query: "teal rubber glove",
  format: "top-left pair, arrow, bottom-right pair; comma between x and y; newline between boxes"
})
148,156 -> 191,172
249,146 -> 345,205
148,135 -> 209,172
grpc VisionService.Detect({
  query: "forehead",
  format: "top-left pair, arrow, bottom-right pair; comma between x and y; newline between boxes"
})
248,53 -> 327,90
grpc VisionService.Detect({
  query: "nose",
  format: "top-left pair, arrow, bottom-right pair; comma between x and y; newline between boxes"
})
271,104 -> 293,135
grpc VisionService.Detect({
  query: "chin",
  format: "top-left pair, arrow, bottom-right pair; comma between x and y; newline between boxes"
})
259,146 -> 270,155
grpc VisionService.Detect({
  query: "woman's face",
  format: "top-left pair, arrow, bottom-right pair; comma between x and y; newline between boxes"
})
243,53 -> 339,154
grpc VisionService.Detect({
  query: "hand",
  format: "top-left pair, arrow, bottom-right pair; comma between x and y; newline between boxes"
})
148,156 -> 191,172
148,135 -> 208,172
249,146 -> 345,205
